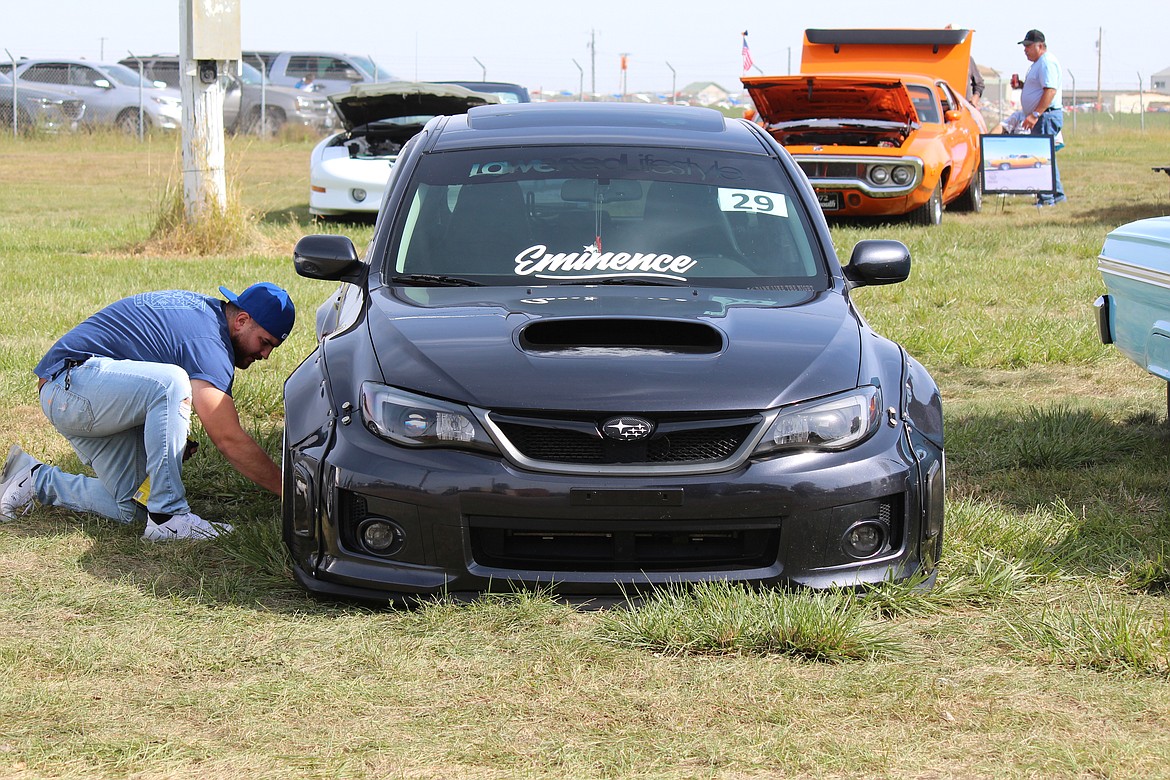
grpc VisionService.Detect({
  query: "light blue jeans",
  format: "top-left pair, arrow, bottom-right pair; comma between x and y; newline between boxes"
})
1032,111 -> 1065,204
36,357 -> 194,523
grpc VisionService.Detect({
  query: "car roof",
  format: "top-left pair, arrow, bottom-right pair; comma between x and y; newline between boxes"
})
429,103 -> 769,153
14,58 -> 122,71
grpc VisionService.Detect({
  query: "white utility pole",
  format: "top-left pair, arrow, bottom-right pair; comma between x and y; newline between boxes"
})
179,0 -> 239,223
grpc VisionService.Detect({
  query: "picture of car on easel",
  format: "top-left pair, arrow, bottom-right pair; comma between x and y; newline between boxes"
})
981,134 -> 1057,195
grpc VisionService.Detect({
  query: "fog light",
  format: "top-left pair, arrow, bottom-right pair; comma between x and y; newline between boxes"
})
847,192 -> 862,207
351,188 -> 367,203
843,520 -> 886,558
358,518 -> 405,556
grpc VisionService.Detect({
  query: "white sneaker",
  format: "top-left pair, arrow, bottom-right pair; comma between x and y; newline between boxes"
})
141,511 -> 234,541
0,444 -> 41,520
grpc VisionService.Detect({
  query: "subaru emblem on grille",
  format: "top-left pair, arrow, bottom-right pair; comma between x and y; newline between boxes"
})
601,416 -> 655,441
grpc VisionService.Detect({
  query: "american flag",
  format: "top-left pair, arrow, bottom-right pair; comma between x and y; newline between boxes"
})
742,32 -> 754,73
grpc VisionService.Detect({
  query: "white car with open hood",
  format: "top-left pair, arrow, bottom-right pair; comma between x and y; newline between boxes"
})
309,82 -> 498,218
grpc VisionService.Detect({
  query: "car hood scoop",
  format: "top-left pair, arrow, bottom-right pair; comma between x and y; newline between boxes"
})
360,286 -> 862,413
518,318 -> 724,356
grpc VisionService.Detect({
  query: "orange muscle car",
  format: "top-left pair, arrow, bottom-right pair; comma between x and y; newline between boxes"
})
743,28 -> 988,226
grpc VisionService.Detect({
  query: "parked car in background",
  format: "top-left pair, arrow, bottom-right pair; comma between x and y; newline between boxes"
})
284,102 -> 945,605
1096,216 -> 1170,414
120,55 -> 334,135
309,81 -> 496,217
743,28 -> 987,226
432,81 -> 530,104
243,51 -> 396,95
1,58 -> 181,132
0,72 -> 84,133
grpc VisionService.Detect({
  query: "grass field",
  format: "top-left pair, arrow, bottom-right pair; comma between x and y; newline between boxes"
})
2,115 -> 1170,779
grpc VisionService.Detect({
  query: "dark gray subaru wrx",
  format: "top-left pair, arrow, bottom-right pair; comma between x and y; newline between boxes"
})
284,102 -> 944,605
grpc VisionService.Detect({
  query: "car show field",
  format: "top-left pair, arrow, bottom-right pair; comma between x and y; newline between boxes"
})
1,115 -> 1170,777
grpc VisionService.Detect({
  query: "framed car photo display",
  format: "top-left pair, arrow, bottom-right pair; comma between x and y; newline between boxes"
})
980,134 -> 1057,195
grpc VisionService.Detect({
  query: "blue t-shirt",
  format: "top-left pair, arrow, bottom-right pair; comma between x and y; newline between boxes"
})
1022,52 -> 1062,114
34,290 -> 236,395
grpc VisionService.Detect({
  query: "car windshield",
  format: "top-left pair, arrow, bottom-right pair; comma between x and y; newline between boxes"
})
350,55 -> 393,82
906,85 -> 940,123
103,62 -> 155,88
387,145 -> 827,289
239,61 -> 268,86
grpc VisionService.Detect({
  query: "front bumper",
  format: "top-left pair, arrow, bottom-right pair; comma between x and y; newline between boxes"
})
309,149 -> 394,216
284,417 -> 944,605
794,154 -> 932,217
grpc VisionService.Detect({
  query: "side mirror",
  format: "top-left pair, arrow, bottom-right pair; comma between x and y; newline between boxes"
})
944,109 -> 963,123
294,234 -> 366,284
842,239 -> 911,287
94,79 -> 112,89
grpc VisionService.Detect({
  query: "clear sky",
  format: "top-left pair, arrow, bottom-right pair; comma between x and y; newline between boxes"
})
3,0 -> 1164,98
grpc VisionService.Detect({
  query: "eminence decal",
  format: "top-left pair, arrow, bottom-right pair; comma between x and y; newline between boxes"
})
514,244 -> 698,281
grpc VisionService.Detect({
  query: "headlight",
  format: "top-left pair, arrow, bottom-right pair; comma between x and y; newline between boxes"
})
151,96 -> 181,108
359,383 -> 499,454
869,165 -> 890,185
754,387 -> 881,455
890,166 -> 914,185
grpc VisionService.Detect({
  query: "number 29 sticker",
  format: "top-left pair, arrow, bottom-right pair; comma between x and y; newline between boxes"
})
717,188 -> 789,218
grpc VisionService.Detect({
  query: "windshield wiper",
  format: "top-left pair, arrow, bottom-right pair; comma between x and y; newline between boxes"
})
558,277 -> 687,287
390,274 -> 484,287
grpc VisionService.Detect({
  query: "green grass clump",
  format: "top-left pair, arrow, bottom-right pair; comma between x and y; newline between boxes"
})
596,581 -> 901,660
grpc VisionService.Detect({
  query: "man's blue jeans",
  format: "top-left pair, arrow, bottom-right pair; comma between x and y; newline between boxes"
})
1032,111 -> 1065,204
35,357 -> 194,523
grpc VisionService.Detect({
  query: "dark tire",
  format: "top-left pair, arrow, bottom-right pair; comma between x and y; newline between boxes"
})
999,162 -> 1011,170
116,109 -> 147,134
244,106 -> 286,137
951,168 -> 983,213
1033,161 -> 1042,168
909,183 -> 943,226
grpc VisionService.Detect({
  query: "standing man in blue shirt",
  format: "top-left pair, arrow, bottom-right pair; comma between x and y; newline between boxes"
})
0,283 -> 295,541
1018,29 -> 1066,206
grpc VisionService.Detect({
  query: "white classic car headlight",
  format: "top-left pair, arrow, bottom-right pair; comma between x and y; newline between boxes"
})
360,382 -> 499,453
755,387 -> 881,455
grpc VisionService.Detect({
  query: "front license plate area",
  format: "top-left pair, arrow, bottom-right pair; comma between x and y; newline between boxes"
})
817,192 -> 841,211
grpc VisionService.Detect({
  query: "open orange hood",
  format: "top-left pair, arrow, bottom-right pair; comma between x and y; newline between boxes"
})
798,28 -> 974,92
742,75 -> 918,125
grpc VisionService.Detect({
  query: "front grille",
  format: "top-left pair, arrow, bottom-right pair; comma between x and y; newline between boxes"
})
490,413 -> 761,467
470,516 -> 781,571
61,99 -> 84,121
799,161 -> 859,180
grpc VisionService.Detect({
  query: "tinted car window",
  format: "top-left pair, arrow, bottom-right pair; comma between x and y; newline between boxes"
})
285,56 -> 321,78
146,61 -> 180,88
387,145 -> 825,288
21,64 -> 67,85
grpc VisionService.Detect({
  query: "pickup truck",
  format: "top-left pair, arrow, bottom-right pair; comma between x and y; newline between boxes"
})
243,51 -> 396,95
1095,216 -> 1170,415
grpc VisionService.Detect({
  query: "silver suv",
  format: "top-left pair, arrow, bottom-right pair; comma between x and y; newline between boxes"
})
120,56 -> 334,135
4,59 -> 181,132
